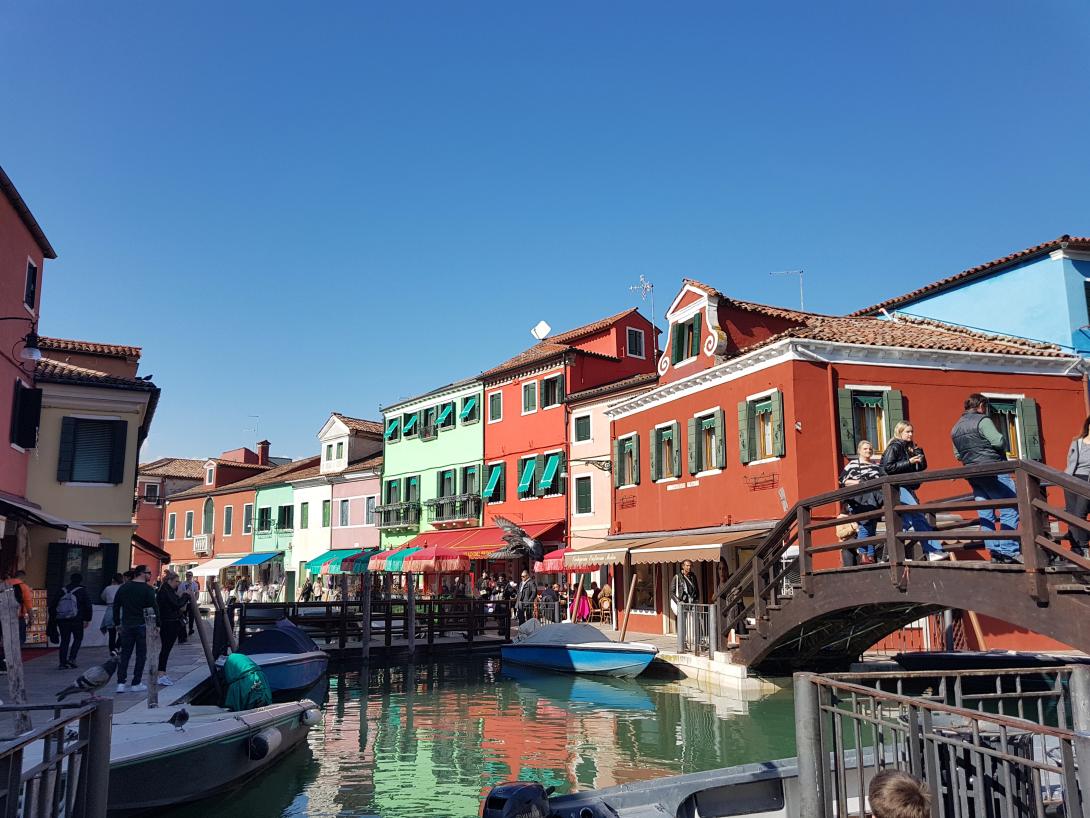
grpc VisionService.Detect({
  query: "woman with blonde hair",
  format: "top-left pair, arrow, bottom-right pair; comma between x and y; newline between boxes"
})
881,421 -> 949,561
840,439 -> 883,564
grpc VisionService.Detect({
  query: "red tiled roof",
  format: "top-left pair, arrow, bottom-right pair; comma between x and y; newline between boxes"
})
566,372 -> 659,403
168,456 -> 321,501
682,279 -> 825,322
35,358 -> 157,391
481,309 -> 641,379
286,453 -> 384,483
38,337 -> 142,359
852,235 -> 1090,316
332,413 -> 384,435
139,458 -> 207,481
208,458 -> 269,470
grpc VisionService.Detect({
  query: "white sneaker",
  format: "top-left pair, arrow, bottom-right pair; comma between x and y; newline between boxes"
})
927,552 -> 952,561
116,683 -> 127,693
129,683 -> 148,693
158,676 -> 174,687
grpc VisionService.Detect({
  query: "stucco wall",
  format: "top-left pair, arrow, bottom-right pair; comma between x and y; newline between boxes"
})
289,480 -> 333,573
332,472 -> 381,552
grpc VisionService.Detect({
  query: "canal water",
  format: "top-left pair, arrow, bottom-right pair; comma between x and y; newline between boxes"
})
168,656 -> 796,818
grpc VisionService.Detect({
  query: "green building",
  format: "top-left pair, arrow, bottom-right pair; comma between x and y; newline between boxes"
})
250,455 -> 320,597
377,378 -> 483,549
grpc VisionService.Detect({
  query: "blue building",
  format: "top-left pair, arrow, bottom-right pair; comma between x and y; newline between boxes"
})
854,235 -> 1090,355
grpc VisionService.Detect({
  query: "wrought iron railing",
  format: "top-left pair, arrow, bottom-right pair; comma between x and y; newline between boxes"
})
677,602 -> 719,657
425,494 -> 482,523
375,501 -> 421,529
192,533 -> 212,554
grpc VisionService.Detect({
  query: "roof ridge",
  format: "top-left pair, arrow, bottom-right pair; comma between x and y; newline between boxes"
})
38,336 -> 142,358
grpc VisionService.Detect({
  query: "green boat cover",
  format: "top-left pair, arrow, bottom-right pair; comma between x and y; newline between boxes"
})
222,652 -> 272,712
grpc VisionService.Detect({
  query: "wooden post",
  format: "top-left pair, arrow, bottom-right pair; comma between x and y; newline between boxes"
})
796,506 -> 813,596
883,482 -> 906,588
619,572 -> 639,641
338,572 -> 349,652
209,578 -> 238,651
144,606 -> 160,708
361,571 -> 372,664
406,572 -> 416,655
1015,468 -> 1048,602
189,593 -> 222,698
0,586 -> 30,732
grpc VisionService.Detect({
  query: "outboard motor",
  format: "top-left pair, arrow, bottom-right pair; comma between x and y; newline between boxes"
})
481,782 -> 554,818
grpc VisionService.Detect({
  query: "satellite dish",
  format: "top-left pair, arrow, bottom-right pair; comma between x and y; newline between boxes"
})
531,320 -> 552,341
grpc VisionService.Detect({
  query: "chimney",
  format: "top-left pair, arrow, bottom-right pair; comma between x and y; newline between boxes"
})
257,440 -> 271,466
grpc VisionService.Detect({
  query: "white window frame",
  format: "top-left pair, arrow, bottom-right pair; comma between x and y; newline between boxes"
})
243,503 -> 254,535
487,391 -> 503,424
626,327 -> 646,359
223,505 -> 234,537
982,391 -> 1027,458
654,419 -> 680,483
844,384 -> 893,453
617,432 -> 638,489
339,498 -> 350,527
744,387 -> 783,466
184,511 -> 194,539
692,405 -> 722,478
521,381 -> 538,415
572,474 -> 594,516
167,512 -> 176,540
541,374 -> 564,410
205,468 -> 214,485
143,482 -> 160,502
364,495 -> 377,527
572,412 -> 592,445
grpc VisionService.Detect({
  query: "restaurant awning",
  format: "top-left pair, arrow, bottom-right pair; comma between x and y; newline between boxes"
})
191,556 -> 244,577
629,529 -> 768,564
0,494 -> 101,548
304,549 -> 365,574
403,529 -> 477,550
231,551 -> 283,567
452,521 -> 564,559
563,538 -> 650,568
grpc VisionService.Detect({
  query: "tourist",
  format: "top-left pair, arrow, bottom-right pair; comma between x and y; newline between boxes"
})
114,564 -> 159,694
515,571 -> 536,624
1063,415 -> 1090,559
868,770 -> 930,818
156,572 -> 186,686
235,574 -> 251,602
881,422 -> 948,561
300,576 -> 315,602
179,571 -> 200,636
840,440 -> 884,564
541,583 -> 560,622
453,576 -> 467,598
100,573 -> 124,652
6,570 -> 33,645
569,581 -> 591,622
950,393 -> 1021,563
589,582 -> 601,607
50,572 -> 92,669
670,560 -> 699,616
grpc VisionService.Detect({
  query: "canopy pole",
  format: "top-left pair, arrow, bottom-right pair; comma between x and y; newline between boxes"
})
570,576 -> 586,623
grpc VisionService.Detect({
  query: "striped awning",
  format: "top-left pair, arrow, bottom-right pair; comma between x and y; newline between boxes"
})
304,549 -> 367,574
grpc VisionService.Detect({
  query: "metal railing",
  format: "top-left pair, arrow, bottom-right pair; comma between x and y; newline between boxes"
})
192,533 -> 212,554
0,701 -> 112,818
425,494 -> 482,523
677,602 -> 718,657
374,502 -> 421,529
515,601 -> 562,624
794,666 -> 1090,818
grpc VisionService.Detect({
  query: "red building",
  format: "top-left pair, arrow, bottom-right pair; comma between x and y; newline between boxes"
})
480,308 -> 658,551
133,457 -> 206,548
588,280 -> 1087,644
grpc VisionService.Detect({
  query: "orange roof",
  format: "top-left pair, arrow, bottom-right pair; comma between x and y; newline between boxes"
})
331,413 -> 384,435
35,358 -> 157,391
139,458 -> 207,481
168,456 -> 320,501
39,336 -> 141,359
285,453 -> 384,482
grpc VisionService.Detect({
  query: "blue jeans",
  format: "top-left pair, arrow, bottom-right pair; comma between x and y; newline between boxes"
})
967,473 -> 1020,558
118,624 -> 147,685
899,487 -> 943,557
856,518 -> 877,559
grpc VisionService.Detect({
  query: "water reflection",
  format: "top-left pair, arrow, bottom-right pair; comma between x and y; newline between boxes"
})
164,657 -> 795,818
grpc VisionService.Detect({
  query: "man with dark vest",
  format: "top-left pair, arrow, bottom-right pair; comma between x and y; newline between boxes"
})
950,393 -> 1021,563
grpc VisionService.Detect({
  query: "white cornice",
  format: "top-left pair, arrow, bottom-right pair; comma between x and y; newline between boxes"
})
384,381 -> 482,415
40,382 -> 150,414
482,358 -> 567,389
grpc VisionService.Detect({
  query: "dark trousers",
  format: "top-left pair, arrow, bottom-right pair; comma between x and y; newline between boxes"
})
58,620 -> 84,665
118,624 -> 147,685
106,627 -> 119,653
1064,474 -> 1090,555
158,621 -> 181,672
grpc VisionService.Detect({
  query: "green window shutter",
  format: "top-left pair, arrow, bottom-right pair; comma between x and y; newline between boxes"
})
518,459 -> 536,494
631,433 -> 641,485
384,418 -> 400,440
689,313 -> 702,358
57,417 -> 76,482
322,500 -> 331,526
497,463 -> 506,501
576,476 -> 591,514
649,429 -> 660,481
713,409 -> 726,469
671,323 -> 682,364
737,401 -> 752,464
687,417 -> 698,474
538,454 -> 560,490
836,388 -> 856,458
437,403 -> 453,426
482,465 -> 501,498
534,453 -> 547,496
459,395 -> 477,421
556,377 -> 565,403
671,421 -> 682,477
558,452 -> 567,495
1017,398 -> 1042,460
613,439 -> 623,488
770,390 -> 785,457
108,420 -> 128,484
882,389 -> 905,437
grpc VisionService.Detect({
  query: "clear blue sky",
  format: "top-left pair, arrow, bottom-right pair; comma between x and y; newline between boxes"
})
3,2 -> 1088,461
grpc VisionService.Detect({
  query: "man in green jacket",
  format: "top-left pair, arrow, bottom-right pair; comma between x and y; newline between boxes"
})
113,564 -> 160,693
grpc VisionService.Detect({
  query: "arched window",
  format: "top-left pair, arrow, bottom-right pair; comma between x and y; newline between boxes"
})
203,498 -> 214,535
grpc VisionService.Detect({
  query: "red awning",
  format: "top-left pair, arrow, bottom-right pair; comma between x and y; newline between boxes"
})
449,521 -> 564,559
402,529 -> 478,550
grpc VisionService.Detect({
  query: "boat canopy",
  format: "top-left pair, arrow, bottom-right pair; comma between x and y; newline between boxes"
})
518,623 -> 614,646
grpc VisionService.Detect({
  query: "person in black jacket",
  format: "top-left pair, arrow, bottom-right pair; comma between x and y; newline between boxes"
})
155,572 -> 186,687
50,572 -> 93,669
880,422 -> 949,561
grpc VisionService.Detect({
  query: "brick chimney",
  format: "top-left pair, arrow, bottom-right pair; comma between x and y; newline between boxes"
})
256,440 -> 271,465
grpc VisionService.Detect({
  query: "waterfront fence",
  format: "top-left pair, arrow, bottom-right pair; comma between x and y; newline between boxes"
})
0,700 -> 112,818
677,602 -> 718,657
514,601 -> 562,625
794,666 -> 1090,818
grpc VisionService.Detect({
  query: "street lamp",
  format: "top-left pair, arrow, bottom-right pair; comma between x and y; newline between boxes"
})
0,317 -> 41,361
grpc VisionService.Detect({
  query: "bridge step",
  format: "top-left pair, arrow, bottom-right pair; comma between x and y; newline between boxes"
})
1055,584 -> 1090,594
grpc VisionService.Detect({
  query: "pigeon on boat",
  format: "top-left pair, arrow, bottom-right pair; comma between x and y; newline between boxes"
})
55,657 -> 118,700
167,708 -> 189,731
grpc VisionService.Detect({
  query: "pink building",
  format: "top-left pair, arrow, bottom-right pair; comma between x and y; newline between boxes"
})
331,454 -> 383,552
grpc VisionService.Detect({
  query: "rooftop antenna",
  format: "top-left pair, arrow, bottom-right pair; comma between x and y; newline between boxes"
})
245,415 -> 260,440
629,275 -> 657,353
769,269 -> 805,311
531,320 -> 552,341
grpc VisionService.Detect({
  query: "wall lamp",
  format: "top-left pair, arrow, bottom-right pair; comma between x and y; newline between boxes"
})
0,317 -> 41,361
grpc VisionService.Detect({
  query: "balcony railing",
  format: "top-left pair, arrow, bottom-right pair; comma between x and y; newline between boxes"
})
420,423 -> 438,441
193,534 -> 212,554
424,494 -> 482,524
375,501 -> 421,530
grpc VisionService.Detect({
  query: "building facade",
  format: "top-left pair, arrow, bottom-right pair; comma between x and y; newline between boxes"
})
330,455 -> 383,553
133,457 -> 205,549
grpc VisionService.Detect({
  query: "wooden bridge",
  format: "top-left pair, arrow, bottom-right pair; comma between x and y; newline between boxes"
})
718,460 -> 1090,674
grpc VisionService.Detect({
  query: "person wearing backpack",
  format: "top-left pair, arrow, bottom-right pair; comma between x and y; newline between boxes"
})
49,572 -> 92,669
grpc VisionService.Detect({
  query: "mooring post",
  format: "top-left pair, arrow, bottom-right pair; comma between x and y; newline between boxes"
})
339,572 -> 349,652
406,572 -> 416,655
80,697 -> 113,818
144,606 -> 160,708
189,592 -> 222,698
794,672 -> 828,818
1071,665 -> 1090,814
209,578 -> 238,651
361,570 -> 373,664
0,586 -> 30,733
619,572 -> 638,642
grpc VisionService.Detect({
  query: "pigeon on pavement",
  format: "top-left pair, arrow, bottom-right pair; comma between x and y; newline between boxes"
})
55,657 -> 118,701
167,708 -> 189,731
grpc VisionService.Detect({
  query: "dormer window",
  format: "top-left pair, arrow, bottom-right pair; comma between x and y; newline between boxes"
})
670,314 -> 702,364
205,467 -> 214,485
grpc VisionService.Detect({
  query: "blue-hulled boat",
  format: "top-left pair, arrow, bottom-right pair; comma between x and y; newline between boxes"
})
218,619 -> 329,697
500,622 -> 658,678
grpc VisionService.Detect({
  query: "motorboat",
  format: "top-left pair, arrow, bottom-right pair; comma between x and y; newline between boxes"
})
216,618 -> 329,696
501,663 -> 656,711
500,622 -> 658,678
895,650 -> 1090,672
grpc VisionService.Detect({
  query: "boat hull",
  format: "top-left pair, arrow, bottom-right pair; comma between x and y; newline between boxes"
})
501,642 -> 656,678
215,650 -> 329,696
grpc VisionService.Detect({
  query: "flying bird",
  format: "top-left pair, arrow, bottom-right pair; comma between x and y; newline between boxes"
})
56,657 -> 118,701
167,708 -> 189,732
493,516 -> 545,562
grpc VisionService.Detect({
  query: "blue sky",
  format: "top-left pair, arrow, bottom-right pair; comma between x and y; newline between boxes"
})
3,2 -> 1088,461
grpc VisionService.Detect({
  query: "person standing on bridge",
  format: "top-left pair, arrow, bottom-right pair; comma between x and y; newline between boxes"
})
881,422 -> 949,561
840,440 -> 884,564
950,393 -> 1021,564
1062,416 -> 1090,559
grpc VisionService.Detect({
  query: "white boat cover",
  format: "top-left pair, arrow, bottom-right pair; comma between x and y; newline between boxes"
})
518,623 -> 614,646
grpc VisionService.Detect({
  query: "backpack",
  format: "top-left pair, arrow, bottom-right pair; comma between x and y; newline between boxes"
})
56,586 -> 81,620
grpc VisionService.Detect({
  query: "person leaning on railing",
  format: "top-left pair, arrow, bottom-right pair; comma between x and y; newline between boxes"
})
839,440 -> 884,564
880,421 -> 950,561
1063,415 -> 1090,559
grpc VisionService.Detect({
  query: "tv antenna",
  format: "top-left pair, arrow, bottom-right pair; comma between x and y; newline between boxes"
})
629,275 -> 657,352
769,270 -> 805,311
245,415 -> 260,439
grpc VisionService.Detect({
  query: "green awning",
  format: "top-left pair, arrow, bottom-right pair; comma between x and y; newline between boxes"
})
459,396 -> 477,420
437,404 -> 453,425
482,465 -> 502,498
853,395 -> 883,408
517,459 -> 536,493
384,419 -> 400,439
384,547 -> 422,572
538,454 -> 560,490
304,549 -> 365,574
989,400 -> 1017,415
755,400 -> 773,415
403,413 -> 418,432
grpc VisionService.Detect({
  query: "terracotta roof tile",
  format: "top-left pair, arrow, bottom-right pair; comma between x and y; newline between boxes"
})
35,358 -> 157,391
566,372 -> 659,404
139,458 -> 207,480
286,453 -> 384,483
682,280 -> 822,322
331,413 -> 384,435
167,456 -> 321,501
39,337 -> 142,359
208,459 -> 270,470
852,235 -> 1090,316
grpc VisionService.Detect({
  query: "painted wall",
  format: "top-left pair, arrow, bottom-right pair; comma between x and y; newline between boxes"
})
253,483 -> 295,558
289,479 -> 333,573
331,471 -> 381,551
163,487 -> 256,564
133,475 -> 200,547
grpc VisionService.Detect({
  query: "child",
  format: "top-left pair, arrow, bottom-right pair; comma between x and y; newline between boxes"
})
868,770 -> 930,818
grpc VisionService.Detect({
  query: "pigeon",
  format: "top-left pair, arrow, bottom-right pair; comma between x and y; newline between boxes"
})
167,708 -> 189,732
56,657 -> 118,701
493,516 -> 545,562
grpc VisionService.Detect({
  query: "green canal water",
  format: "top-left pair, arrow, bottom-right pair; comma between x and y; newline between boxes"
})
167,656 -> 796,818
